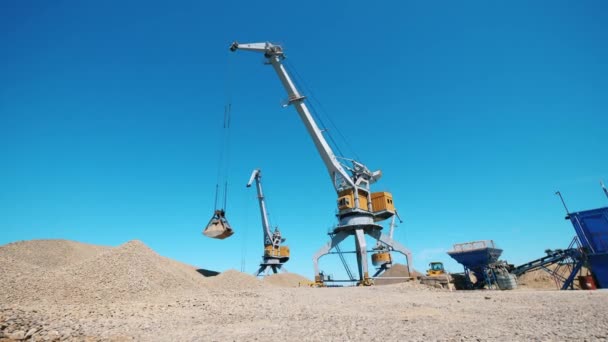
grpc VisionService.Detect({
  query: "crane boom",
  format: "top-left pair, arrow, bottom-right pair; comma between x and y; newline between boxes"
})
247,169 -> 273,246
231,41 -> 378,192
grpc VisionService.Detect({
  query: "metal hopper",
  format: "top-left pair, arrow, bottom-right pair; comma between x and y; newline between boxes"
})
447,240 -> 503,283
567,207 -> 608,288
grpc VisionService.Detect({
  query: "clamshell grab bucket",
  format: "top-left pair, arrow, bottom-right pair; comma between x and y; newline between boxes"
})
203,210 -> 234,239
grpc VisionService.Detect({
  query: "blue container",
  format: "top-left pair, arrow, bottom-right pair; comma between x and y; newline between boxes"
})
447,240 -> 503,279
568,207 -> 608,288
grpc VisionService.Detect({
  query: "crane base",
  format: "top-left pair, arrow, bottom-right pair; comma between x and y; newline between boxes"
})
333,223 -> 383,234
313,227 -> 413,286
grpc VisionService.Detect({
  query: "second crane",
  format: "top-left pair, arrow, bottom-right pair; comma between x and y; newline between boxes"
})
247,169 -> 290,276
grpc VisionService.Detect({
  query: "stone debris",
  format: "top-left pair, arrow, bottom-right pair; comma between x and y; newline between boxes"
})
1,239 -> 607,341
207,269 -> 266,290
263,272 -> 311,287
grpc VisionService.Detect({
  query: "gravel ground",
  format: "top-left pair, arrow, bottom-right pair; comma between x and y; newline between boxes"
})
1,239 -> 607,341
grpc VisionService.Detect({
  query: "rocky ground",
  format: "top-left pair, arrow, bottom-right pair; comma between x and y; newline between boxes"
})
1,239 -> 607,341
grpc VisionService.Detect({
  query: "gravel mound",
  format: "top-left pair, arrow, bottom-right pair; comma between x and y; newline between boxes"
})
207,270 -> 266,290
51,240 -> 207,300
0,255 -> 41,297
1,240 -> 208,303
517,270 -> 556,289
0,239 -> 109,269
375,264 -> 419,285
263,272 -> 310,287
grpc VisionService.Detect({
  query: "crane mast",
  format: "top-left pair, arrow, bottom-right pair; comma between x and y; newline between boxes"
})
231,41 -> 412,285
247,169 -> 275,248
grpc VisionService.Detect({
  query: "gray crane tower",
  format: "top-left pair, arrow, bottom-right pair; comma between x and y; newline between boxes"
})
231,41 -> 412,286
247,169 -> 290,276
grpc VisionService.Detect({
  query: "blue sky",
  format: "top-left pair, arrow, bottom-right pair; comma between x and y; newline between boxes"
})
1,1 -> 607,279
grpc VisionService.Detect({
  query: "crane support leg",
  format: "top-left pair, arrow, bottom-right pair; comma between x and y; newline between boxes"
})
312,232 -> 349,283
368,230 -> 413,276
373,264 -> 389,278
255,265 -> 266,277
355,229 -> 373,286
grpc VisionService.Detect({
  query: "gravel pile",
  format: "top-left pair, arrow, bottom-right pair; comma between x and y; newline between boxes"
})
48,240 -> 207,301
1,240 -> 208,303
515,264 -> 588,290
0,307 -> 91,341
1,238 -> 607,340
263,272 -> 310,287
0,240 -> 110,301
207,269 -> 266,290
375,263 -> 416,285
0,254 -> 40,293
0,239 -> 109,270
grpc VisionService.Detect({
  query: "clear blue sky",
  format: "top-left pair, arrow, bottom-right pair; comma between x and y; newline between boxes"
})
1,1 -> 607,279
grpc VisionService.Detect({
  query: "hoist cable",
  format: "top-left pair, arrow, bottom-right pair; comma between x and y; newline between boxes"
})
289,66 -> 344,157
285,60 -> 361,161
213,52 -> 234,211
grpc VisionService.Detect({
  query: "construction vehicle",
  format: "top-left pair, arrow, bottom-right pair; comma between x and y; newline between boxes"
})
247,169 -> 290,276
419,261 -> 451,289
426,262 -> 445,276
230,41 -> 413,286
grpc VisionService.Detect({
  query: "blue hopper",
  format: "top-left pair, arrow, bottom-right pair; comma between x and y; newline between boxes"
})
567,207 -> 608,288
448,240 -> 503,280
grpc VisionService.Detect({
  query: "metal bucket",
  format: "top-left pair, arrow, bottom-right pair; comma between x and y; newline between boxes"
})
203,210 -> 234,239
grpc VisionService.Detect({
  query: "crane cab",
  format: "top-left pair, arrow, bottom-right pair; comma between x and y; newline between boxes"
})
371,192 -> 395,220
337,188 -> 369,211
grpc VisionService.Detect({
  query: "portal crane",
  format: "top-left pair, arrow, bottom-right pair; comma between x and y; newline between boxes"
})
247,169 -> 290,275
231,41 -> 412,286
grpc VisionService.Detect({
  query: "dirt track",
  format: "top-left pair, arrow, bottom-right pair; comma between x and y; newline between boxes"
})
1,240 -> 607,341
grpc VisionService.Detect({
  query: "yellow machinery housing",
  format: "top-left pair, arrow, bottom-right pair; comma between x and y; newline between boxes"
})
371,251 -> 392,266
264,245 -> 290,262
337,189 -> 395,213
337,188 -> 369,211
371,192 -> 395,220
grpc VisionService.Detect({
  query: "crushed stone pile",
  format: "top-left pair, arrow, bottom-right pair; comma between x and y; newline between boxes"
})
1,239 -> 208,303
207,270 -> 266,290
263,272 -> 310,287
0,239 -> 109,269
391,278 -> 447,292
0,255 -> 40,294
517,269 -> 557,289
375,264 -> 420,285
516,265 -> 571,290
516,264 -> 593,290
48,240 -> 207,300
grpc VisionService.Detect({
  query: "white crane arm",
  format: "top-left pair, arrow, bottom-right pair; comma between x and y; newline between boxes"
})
246,169 -> 260,188
230,41 -> 355,191
246,169 -> 274,245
